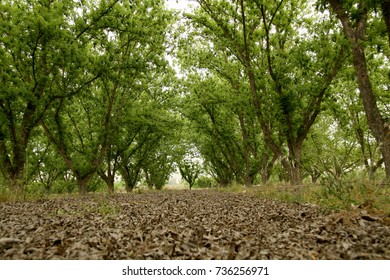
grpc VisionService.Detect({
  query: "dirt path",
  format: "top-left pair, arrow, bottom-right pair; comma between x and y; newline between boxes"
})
1,190 -> 389,259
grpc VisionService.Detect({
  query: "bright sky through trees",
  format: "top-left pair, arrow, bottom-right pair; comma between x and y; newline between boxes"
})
166,0 -> 195,11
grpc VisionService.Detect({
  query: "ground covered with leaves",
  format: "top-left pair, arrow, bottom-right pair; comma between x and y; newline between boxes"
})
1,190 -> 389,259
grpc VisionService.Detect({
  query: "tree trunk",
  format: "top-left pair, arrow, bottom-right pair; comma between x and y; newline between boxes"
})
76,174 -> 95,195
260,152 -> 277,184
382,0 -> 390,48
289,163 -> 302,185
107,181 -> 114,193
381,0 -> 390,180
287,141 -> 304,185
104,177 -> 115,193
280,157 -> 292,182
239,0 -> 287,186
120,166 -> 140,192
77,178 -> 89,196
123,174 -> 136,192
329,0 -> 390,181
243,149 -> 253,187
280,156 -> 302,185
382,137 -> 390,181
349,29 -> 390,181
290,167 -> 301,185
7,172 -> 24,193
260,172 -> 268,184
0,129 -> 29,192
99,170 -> 115,193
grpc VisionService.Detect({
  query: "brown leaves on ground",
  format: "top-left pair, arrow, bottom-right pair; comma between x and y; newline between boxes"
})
0,190 -> 389,259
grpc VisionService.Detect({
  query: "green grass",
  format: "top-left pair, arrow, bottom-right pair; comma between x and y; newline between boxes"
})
246,181 -> 390,216
0,189 -> 20,203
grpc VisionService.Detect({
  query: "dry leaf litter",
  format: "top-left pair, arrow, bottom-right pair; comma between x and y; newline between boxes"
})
0,190 -> 389,259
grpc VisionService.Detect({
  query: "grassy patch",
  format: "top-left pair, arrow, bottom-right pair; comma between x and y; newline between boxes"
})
214,183 -> 248,193
50,193 -> 122,218
250,181 -> 390,215
93,194 -> 121,216
0,189 -> 19,203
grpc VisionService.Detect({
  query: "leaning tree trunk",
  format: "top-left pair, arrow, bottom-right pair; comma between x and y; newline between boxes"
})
349,37 -> 390,180
382,0 -> 390,181
382,0 -> 390,49
329,0 -> 390,181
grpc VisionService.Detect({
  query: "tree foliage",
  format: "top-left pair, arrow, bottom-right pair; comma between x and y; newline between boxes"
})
0,0 -> 389,195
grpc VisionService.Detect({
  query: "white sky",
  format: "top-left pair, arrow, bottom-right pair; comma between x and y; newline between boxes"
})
165,0 -> 195,12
